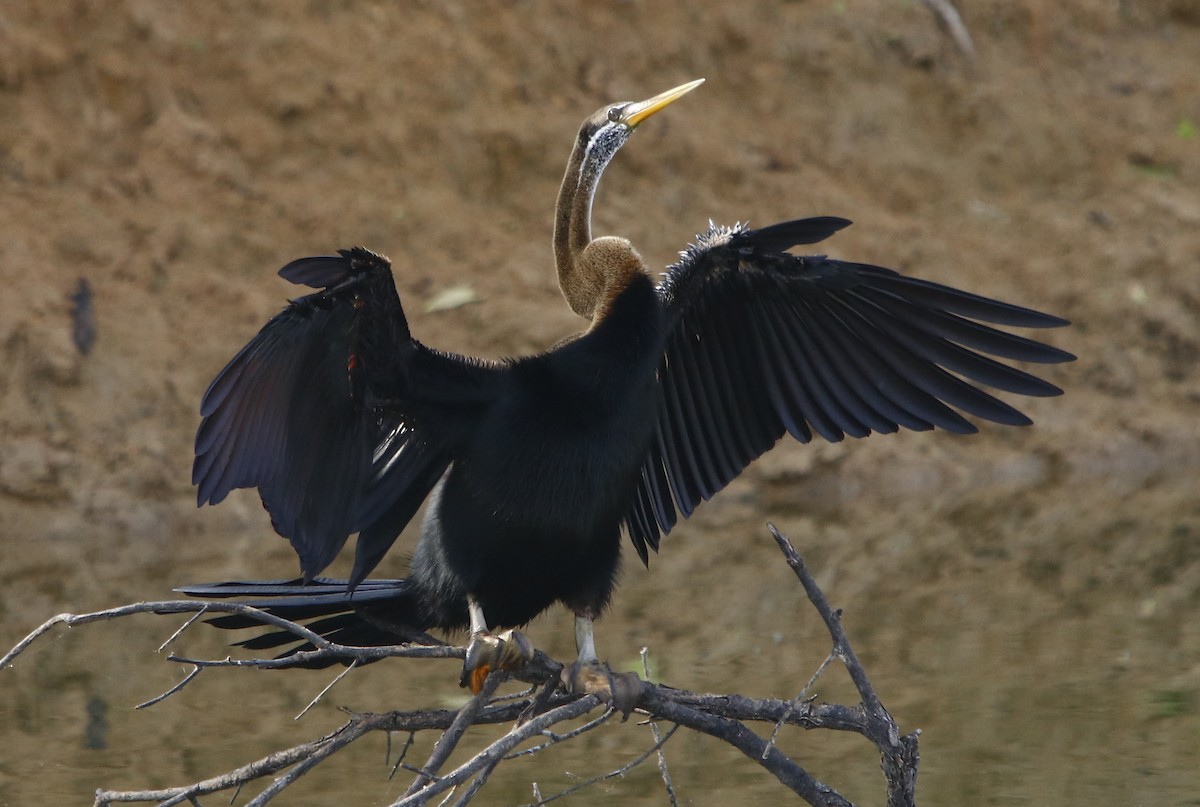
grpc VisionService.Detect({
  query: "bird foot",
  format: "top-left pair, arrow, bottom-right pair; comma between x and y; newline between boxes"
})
561,660 -> 641,718
460,629 -> 534,693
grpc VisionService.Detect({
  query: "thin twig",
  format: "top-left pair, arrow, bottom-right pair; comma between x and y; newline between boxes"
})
447,761 -> 497,807
399,671 -> 506,801
640,687 -> 849,807
390,696 -> 605,807
14,527 -> 919,807
242,719 -> 376,807
517,724 -> 682,806
769,524 -> 919,807
387,732 -> 417,780
769,526 -> 887,722
764,648 -> 836,758
491,683 -> 538,704
157,608 -> 208,652
802,649 -> 838,698
641,646 -> 678,807
1,600 -> 460,673
505,709 -> 615,759
135,665 -> 202,710
295,660 -> 358,720
93,720 -> 361,806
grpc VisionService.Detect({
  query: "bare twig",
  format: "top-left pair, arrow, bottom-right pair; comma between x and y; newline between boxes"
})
156,608 -> 207,652
134,665 -> 202,710
391,695 -> 606,806
639,686 -> 850,807
295,660 -> 359,720
400,671 -> 506,801
92,719 -> 366,806
1,600 -> 462,674
9,528 -> 918,806
505,708 -> 616,760
769,524 -> 920,807
241,719 -> 376,807
641,646 -> 678,807
387,731 -> 417,780
515,723 -> 682,806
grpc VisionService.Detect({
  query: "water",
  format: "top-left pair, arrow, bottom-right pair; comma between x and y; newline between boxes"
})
2,455 -> 1198,805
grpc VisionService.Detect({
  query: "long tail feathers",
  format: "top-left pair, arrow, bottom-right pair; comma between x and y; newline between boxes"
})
177,578 -> 431,667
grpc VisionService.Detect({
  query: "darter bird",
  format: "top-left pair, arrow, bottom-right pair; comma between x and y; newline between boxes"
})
184,79 -> 1073,699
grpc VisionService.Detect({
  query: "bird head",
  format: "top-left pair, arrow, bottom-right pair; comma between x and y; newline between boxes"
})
576,79 -> 705,183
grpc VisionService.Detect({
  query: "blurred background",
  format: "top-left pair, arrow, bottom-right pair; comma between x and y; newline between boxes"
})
1,1 -> 1197,804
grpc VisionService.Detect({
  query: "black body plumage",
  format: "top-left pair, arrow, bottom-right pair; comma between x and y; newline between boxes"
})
186,217 -> 1072,662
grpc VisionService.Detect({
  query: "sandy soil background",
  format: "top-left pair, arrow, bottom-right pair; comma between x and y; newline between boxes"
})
1,1 -> 1198,805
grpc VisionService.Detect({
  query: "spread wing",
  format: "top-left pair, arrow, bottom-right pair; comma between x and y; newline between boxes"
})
624,218 -> 1075,563
193,248 -> 500,585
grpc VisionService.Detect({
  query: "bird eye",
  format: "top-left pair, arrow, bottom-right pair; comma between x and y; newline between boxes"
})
607,106 -> 623,123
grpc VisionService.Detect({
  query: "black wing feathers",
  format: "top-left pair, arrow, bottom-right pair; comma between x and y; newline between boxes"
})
626,218 -> 1073,560
746,216 -> 852,253
193,290 -> 369,575
278,255 -> 360,289
196,220 -> 1071,586
193,248 -> 467,585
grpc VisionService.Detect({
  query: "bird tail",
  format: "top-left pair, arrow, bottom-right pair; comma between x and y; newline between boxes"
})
176,577 -> 433,668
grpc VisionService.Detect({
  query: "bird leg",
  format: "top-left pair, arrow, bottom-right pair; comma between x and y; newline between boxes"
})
561,614 -> 641,718
575,611 -> 599,663
460,596 -> 533,694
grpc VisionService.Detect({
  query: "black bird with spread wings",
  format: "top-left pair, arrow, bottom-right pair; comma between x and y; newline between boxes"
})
185,80 -> 1073,692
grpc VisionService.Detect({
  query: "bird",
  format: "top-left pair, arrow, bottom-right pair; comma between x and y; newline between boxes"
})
184,79 -> 1073,696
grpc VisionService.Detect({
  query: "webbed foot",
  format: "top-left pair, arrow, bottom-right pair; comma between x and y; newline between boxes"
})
460,629 -> 534,694
562,660 -> 641,718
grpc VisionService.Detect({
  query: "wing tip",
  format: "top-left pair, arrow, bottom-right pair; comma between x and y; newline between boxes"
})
278,255 -> 352,288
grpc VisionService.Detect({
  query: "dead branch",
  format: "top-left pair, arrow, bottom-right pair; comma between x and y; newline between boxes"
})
770,524 -> 920,807
3,528 -> 918,806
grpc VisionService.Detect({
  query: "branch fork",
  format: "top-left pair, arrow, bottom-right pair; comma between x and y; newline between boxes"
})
2,528 -> 919,806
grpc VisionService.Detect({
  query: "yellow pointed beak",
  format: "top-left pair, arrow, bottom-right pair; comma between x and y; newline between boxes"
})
621,78 -> 705,128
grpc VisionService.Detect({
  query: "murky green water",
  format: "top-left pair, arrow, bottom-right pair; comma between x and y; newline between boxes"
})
3,455 -> 1198,805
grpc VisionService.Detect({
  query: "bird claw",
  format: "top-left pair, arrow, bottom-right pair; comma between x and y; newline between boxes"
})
561,660 -> 641,719
460,629 -> 534,693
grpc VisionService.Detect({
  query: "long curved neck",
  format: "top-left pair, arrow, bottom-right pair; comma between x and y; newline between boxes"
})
553,140 -> 587,305
553,132 -> 642,321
